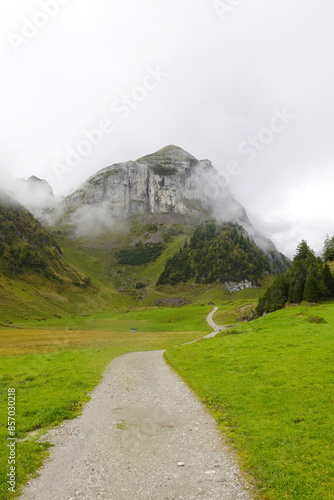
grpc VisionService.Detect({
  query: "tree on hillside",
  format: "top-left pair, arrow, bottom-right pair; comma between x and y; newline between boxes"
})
294,240 -> 312,261
256,273 -> 289,316
322,263 -> 334,297
288,241 -> 317,303
288,273 -> 306,303
303,272 -> 323,302
157,221 -> 271,286
323,235 -> 334,262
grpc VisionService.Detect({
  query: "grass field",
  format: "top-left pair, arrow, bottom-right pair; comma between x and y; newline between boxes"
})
0,304 -> 212,499
2,286 -> 334,499
10,303 -> 213,332
165,302 -> 334,500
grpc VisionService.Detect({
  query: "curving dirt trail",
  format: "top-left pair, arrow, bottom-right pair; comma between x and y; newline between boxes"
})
204,307 -> 222,338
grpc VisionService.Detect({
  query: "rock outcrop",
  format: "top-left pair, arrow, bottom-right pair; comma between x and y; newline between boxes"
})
54,145 -> 249,221
45,145 -> 289,270
16,176 -> 56,218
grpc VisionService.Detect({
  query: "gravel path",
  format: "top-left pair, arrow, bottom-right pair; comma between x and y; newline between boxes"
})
20,351 -> 252,500
204,307 -> 222,338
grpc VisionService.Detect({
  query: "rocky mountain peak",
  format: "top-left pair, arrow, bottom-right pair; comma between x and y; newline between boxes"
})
42,145 -> 289,270
26,176 -> 54,197
137,145 -> 196,165
53,145 -> 234,224
15,175 -> 56,218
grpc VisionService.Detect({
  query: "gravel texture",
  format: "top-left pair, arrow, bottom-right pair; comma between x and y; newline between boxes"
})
20,350 -> 252,500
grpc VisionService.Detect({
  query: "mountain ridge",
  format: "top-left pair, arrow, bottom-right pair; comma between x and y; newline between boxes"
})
40,145 -> 288,270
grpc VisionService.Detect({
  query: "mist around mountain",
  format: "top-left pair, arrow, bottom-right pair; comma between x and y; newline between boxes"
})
0,146 -> 293,322
0,190 -> 84,282
40,145 -> 288,267
0,172 -> 57,216
0,191 -> 103,322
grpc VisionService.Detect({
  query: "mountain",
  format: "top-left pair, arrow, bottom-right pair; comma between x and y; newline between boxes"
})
45,145 -> 289,271
0,191 -> 102,322
15,176 -> 56,216
25,176 -> 54,198
0,190 -> 89,283
0,146 -> 292,322
51,145 -> 247,222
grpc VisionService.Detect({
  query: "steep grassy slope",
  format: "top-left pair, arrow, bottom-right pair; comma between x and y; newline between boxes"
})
0,208 -> 207,322
0,193 -> 85,283
50,215 -> 194,298
0,194 -> 125,322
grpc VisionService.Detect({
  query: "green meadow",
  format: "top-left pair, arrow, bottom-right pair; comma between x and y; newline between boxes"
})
12,303 -> 213,333
0,304 -> 211,499
165,302 -> 334,500
1,284 -> 334,499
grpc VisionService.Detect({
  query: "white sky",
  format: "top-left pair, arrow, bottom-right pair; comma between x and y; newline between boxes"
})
1,0 -> 334,258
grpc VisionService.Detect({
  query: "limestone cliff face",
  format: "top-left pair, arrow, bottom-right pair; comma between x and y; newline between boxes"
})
51,145 -> 289,269
58,145 -> 248,222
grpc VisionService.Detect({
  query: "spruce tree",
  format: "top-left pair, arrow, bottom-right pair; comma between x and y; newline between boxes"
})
303,273 -> 322,302
322,263 -> 334,298
294,240 -> 312,261
323,235 -> 334,262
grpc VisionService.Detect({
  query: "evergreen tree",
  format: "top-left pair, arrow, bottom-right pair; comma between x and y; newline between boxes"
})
288,273 -> 306,303
257,236 -> 334,316
294,240 -> 312,261
323,235 -> 334,262
157,222 -> 272,286
303,272 -> 322,302
322,263 -> 334,298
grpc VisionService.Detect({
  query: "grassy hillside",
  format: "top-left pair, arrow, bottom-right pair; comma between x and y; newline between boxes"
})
0,195 -> 118,323
0,202 -> 286,324
0,213 -> 234,324
52,220 -> 273,314
0,194 -> 87,285
0,205 -> 192,323
165,302 -> 334,499
52,215 -> 191,282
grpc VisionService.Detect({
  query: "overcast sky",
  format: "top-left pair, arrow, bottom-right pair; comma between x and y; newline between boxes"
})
1,0 -> 334,258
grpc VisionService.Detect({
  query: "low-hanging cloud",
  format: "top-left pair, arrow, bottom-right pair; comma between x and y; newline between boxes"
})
74,203 -> 116,237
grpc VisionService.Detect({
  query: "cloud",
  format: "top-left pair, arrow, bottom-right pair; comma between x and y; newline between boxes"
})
73,203 -> 116,237
1,0 -> 334,256
0,171 -> 56,217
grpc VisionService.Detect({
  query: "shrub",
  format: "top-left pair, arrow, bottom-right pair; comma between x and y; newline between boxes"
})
115,242 -> 165,265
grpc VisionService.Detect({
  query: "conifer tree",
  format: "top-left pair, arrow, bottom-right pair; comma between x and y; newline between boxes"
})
294,240 -> 312,261
323,235 -> 334,262
303,273 -> 322,302
322,263 -> 334,298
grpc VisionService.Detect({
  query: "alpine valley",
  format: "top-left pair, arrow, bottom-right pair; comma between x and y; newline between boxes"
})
3,147 -> 334,500
0,145 -> 290,323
